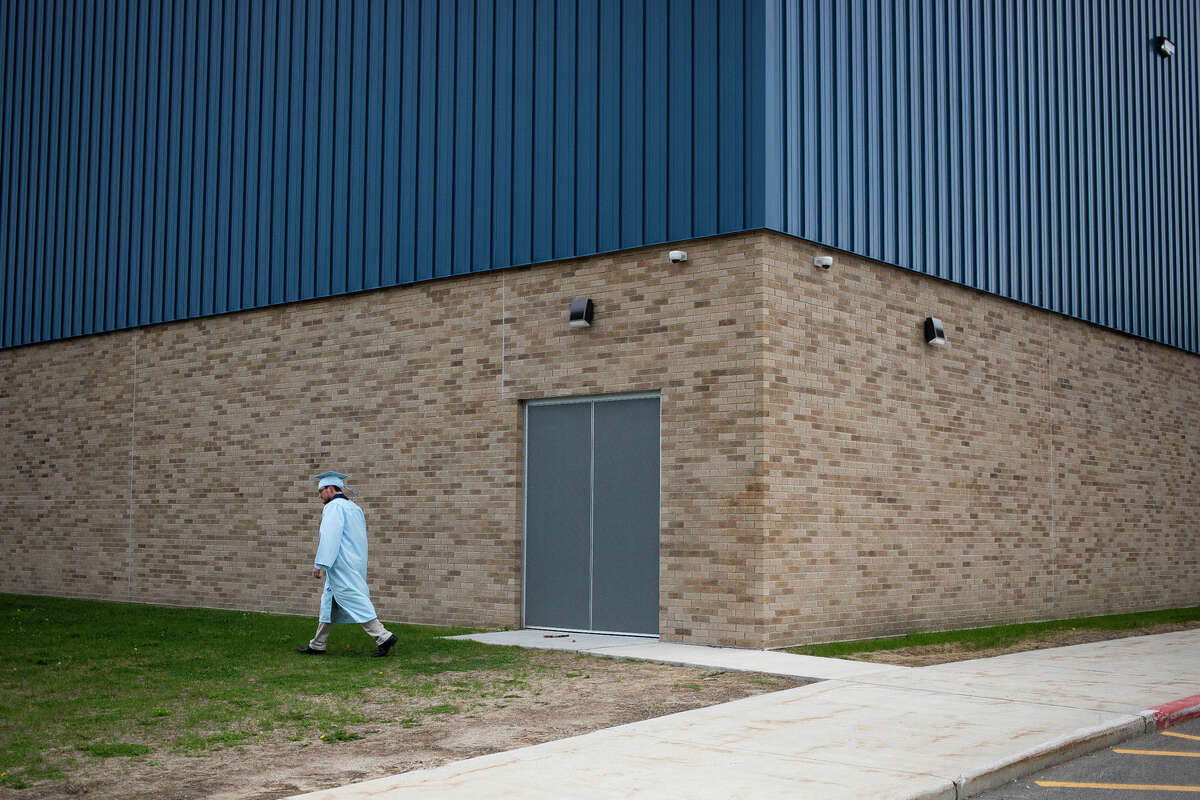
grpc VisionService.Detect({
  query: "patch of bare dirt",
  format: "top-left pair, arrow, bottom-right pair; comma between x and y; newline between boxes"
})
4,651 -> 805,800
844,620 -> 1200,667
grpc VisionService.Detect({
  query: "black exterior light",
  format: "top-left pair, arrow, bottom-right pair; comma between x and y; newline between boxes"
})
1156,36 -> 1176,58
924,317 -> 946,346
568,298 -> 594,328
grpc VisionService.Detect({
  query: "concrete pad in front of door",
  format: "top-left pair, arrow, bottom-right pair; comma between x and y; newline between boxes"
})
448,630 -> 648,652
447,629 -> 910,682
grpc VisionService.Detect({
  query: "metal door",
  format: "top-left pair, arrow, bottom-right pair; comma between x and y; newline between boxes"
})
523,394 -> 660,635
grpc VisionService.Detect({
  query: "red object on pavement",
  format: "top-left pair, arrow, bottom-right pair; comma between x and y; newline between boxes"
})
1150,694 -> 1200,730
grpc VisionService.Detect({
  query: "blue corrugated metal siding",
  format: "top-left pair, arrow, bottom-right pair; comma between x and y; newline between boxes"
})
2,1 -> 1199,355
765,0 -> 1200,354
0,0 -> 766,349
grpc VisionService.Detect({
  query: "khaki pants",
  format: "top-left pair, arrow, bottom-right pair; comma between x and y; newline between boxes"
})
308,618 -> 392,651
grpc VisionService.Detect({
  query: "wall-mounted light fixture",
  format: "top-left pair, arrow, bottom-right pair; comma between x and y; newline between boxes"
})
668,250 -> 688,264
1156,36 -> 1176,58
568,298 -> 594,328
814,256 -> 833,270
924,317 -> 946,346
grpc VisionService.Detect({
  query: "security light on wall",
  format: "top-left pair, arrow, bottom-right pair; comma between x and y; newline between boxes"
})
924,317 -> 947,346
569,298 -> 594,328
1156,36 -> 1176,57
668,250 -> 688,264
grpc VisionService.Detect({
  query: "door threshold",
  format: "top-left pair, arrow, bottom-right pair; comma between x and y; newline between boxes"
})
527,626 -> 660,639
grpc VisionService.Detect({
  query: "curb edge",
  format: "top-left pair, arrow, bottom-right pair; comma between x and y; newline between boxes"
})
1148,694 -> 1200,730
954,716 -> 1145,799
955,692 -> 1200,799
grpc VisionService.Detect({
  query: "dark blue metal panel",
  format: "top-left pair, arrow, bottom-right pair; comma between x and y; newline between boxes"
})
396,0 -> 419,285
452,0 -> 474,274
692,0 -> 719,236
27,0 -> 43,341
510,0 -> 533,267
718,0 -> 744,234
211,0 -> 232,317
763,0 -> 785,233
667,0 -> 692,243
765,0 -> 1200,355
531,0 -> 553,264
489,0 -> 513,273
331,0 -> 351,296
83,0 -> 102,334
744,0 -> 766,237
1,0 -> 16,345
263,0 -> 284,306
181,0 -> 201,318
644,0 -> 668,247
297,0 -> 319,300
531,0 -> 554,263
470,0 -> 494,273
595,0 -> 620,253
4,0 -> 1197,355
245,0 -> 263,309
380,0 -> 402,285
348,0 -> 369,292
60,0 -> 80,334
433,0 -> 455,278
199,0 -> 219,316
44,0 -> 61,340
31,0 -> 51,340
313,0 -> 334,298
0,0 -> 766,348
99,0 -> 118,331
621,0 -> 645,250
145,0 -> 165,325
574,0 -> 598,257
227,0 -> 248,312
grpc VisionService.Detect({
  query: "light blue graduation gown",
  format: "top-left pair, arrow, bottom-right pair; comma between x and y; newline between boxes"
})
313,495 -> 379,624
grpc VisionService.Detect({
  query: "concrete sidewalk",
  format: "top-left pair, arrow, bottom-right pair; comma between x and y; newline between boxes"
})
289,629 -> 1200,800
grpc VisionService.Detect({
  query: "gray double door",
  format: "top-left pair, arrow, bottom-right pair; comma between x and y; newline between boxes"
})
523,394 -> 660,636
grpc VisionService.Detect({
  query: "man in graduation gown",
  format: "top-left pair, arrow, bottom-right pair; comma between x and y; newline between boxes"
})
297,471 -> 398,657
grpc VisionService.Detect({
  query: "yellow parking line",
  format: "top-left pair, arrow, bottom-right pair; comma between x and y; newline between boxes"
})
1112,748 -> 1200,758
1036,780 -> 1200,792
1164,731 -> 1200,742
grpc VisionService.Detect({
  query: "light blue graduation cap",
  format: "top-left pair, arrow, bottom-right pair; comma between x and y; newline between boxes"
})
314,471 -> 349,490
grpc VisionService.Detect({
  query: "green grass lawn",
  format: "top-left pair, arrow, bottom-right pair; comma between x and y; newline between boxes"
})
786,605 -> 1200,660
0,593 -> 525,790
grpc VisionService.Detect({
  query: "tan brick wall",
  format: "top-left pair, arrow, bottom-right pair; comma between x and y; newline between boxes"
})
499,238 -> 770,644
0,235 -> 771,645
761,232 -> 1200,646
2,230 -> 1198,648
0,333 -> 134,599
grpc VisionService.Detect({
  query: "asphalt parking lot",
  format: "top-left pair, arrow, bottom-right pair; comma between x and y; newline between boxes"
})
979,717 -> 1200,799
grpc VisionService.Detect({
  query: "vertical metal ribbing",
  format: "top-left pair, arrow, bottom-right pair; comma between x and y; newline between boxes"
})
0,0 -> 14,347
1185,0 -> 1196,353
15,0 -> 37,344
45,0 -> 64,341
28,0 -> 50,342
63,0 -> 86,335
1097,0 -> 1112,331
0,0 -> 1198,356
